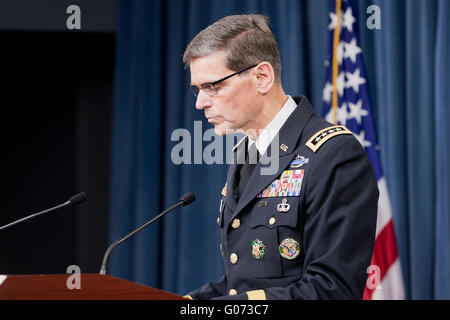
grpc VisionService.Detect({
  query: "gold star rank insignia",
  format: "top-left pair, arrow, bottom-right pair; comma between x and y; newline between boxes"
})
305,125 -> 352,152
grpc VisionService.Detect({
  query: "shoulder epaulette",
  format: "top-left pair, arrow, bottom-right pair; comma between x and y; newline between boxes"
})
305,125 -> 352,152
232,136 -> 247,152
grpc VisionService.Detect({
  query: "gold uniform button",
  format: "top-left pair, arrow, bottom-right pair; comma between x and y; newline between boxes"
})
269,217 -> 276,225
230,253 -> 238,264
217,217 -> 220,225
229,289 -> 237,296
231,218 -> 240,229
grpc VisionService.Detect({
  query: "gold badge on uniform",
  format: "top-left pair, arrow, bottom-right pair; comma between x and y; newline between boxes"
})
279,238 -> 300,260
257,200 -> 268,207
251,239 -> 265,260
280,144 -> 288,152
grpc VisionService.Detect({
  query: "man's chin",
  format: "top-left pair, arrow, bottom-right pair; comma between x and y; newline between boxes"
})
214,125 -> 237,136
213,126 -> 226,136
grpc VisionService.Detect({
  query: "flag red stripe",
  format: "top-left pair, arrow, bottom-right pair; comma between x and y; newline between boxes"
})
363,219 -> 399,299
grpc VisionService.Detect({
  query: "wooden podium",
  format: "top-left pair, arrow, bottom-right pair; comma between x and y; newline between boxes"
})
0,274 -> 188,300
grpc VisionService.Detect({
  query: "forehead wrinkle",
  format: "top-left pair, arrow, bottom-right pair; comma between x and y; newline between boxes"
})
189,51 -> 230,87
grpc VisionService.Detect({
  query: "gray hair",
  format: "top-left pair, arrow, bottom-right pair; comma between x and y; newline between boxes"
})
183,14 -> 281,83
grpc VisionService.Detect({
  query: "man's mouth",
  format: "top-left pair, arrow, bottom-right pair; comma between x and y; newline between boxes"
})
206,116 -> 218,123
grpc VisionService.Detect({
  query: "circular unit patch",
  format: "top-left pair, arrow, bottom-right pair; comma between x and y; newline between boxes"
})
279,238 -> 300,260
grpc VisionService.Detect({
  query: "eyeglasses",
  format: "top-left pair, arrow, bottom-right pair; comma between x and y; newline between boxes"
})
190,64 -> 258,97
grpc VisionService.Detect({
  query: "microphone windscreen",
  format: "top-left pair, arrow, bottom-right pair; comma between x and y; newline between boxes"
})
69,192 -> 87,206
179,192 -> 196,206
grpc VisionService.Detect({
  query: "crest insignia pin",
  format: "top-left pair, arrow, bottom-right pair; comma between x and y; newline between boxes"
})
251,239 -> 266,260
279,238 -> 300,260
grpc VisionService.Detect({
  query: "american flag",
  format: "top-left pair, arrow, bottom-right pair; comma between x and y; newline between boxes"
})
322,0 -> 405,299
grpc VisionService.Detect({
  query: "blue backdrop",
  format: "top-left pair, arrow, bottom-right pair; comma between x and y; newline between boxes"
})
108,0 -> 449,299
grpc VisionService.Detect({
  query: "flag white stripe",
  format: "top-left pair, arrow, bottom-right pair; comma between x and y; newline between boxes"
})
371,259 -> 406,300
376,177 -> 393,238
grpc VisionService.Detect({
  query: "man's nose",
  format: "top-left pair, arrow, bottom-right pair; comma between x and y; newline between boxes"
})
195,90 -> 212,110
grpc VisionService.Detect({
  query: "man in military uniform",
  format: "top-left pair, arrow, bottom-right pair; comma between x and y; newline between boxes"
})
182,14 -> 378,300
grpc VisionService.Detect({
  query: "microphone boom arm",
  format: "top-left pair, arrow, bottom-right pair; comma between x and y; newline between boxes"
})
0,202 -> 69,232
0,193 -> 86,232
99,201 -> 183,275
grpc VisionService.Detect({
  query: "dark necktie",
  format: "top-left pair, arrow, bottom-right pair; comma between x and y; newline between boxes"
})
236,142 -> 259,201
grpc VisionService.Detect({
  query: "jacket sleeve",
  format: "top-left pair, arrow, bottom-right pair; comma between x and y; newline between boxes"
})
185,275 -> 228,300
215,134 -> 379,300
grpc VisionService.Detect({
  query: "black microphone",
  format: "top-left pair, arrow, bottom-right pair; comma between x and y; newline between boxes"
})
0,192 -> 87,232
179,192 -> 195,206
99,192 -> 196,275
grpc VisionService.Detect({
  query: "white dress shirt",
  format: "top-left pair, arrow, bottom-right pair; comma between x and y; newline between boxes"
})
248,95 -> 298,155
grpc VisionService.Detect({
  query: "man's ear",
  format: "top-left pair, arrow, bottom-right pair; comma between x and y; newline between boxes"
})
253,62 -> 275,94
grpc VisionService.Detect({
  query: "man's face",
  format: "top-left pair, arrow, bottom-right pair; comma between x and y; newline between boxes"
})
189,51 -> 261,136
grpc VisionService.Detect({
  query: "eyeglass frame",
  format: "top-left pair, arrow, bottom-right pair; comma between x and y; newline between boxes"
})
189,64 -> 258,98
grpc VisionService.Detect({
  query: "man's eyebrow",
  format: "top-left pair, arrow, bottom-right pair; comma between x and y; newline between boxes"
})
190,81 -> 213,88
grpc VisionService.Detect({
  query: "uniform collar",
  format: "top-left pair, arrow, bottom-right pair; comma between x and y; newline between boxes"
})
248,95 -> 298,155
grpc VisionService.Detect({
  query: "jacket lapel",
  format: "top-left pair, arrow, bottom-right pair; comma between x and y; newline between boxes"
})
224,137 -> 247,212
